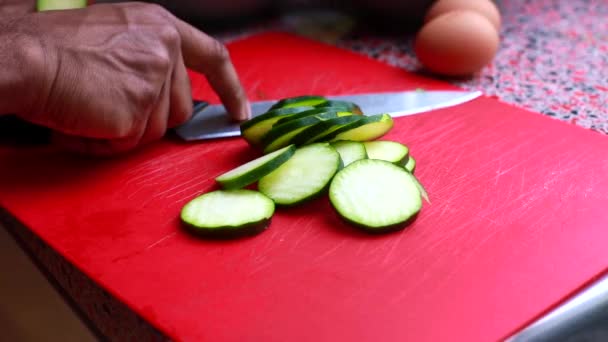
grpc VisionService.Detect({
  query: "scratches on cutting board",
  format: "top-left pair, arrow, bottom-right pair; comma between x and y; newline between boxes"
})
145,232 -> 177,251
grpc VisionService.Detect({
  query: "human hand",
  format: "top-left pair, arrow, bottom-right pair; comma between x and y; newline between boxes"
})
17,2 -> 250,155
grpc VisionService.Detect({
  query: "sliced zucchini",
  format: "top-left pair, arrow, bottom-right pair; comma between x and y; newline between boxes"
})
330,141 -> 368,167
316,100 -> 363,115
269,95 -> 328,110
181,190 -> 275,238
304,115 -> 364,144
290,115 -> 361,146
404,156 -> 416,173
363,141 -> 409,165
259,143 -> 341,206
330,113 -> 394,142
240,106 -> 315,146
262,112 -> 338,153
37,0 -> 86,11
329,159 -> 421,233
274,107 -> 345,126
216,145 -> 296,189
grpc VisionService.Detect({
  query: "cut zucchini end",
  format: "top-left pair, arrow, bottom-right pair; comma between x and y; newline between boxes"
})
404,156 -> 417,173
180,190 -> 275,239
363,140 -> 409,165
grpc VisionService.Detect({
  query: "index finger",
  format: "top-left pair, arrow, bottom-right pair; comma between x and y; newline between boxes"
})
172,17 -> 251,121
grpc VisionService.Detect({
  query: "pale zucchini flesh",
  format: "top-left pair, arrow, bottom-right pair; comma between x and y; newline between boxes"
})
259,143 -> 341,206
363,141 -> 409,165
331,141 -> 368,167
329,159 -> 421,232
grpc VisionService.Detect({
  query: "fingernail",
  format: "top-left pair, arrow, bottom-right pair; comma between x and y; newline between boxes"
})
238,100 -> 252,121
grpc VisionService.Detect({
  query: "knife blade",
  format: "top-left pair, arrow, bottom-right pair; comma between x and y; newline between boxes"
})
174,90 -> 483,141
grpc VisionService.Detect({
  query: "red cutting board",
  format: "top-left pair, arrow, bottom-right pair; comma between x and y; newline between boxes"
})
2,32 -> 608,342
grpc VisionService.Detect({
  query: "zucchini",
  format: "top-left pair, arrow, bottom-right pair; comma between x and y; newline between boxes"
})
37,0 -> 86,11
330,114 -> 394,142
181,190 -> 275,238
259,143 -> 341,206
290,115 -> 361,146
363,141 -> 409,165
316,100 -> 363,115
215,145 -> 296,189
330,141 -> 368,167
273,107 -> 348,126
329,159 -> 421,233
240,106 -> 315,146
269,95 -> 328,110
404,156 -> 416,173
262,112 -> 338,153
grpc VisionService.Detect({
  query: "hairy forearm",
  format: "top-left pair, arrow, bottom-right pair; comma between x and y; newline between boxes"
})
0,18 -> 39,116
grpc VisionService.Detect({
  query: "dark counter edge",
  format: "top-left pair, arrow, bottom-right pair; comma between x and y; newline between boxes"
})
0,207 -> 168,342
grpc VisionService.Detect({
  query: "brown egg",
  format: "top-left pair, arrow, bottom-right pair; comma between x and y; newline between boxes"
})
414,10 -> 499,77
425,0 -> 502,31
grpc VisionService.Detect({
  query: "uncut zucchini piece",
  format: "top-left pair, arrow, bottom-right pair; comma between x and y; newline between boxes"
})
330,141 -> 368,167
330,114 -> 394,142
259,143 -> 341,206
262,112 -> 339,153
291,115 -> 361,146
215,145 -> 296,189
240,106 -> 315,146
316,100 -> 363,115
269,95 -> 328,110
329,159 -> 421,233
363,141 -> 409,165
37,0 -> 86,11
404,156 -> 416,173
180,190 -> 275,239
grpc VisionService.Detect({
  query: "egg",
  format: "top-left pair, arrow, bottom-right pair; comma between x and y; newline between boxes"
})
414,10 -> 499,77
425,0 -> 502,31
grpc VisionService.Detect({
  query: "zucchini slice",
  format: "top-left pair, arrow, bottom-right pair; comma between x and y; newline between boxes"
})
240,106 -> 315,146
262,112 -> 338,153
269,95 -> 328,110
305,115 -> 364,144
216,145 -> 296,189
290,115 -> 361,146
316,100 -> 363,115
181,190 -> 275,238
404,156 -> 416,173
329,159 -> 421,233
363,141 -> 409,165
259,143 -> 341,206
37,0 -> 86,11
273,107 -> 346,126
330,114 -> 394,142
330,141 -> 368,167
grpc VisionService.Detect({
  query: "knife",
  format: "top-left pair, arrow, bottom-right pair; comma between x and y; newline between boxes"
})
174,90 -> 483,141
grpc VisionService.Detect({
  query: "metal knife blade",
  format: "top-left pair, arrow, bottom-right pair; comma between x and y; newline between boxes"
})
174,90 -> 483,141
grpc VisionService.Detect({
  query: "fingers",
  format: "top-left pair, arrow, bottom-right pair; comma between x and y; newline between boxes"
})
168,50 -> 193,128
140,81 -> 170,145
51,132 -> 141,156
171,17 -> 251,121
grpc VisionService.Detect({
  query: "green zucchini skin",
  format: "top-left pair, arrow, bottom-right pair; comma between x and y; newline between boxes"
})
269,95 -> 328,110
181,218 -> 272,239
330,114 -> 394,142
291,115 -> 362,146
405,156 -> 417,173
335,211 -> 419,234
240,106 -> 315,146
215,145 -> 296,190
273,107 -> 350,126
316,100 -> 363,115
262,112 -> 340,153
